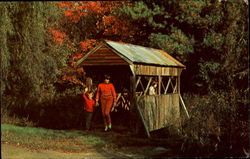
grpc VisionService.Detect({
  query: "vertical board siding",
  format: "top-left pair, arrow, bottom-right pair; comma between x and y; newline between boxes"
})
136,94 -> 180,132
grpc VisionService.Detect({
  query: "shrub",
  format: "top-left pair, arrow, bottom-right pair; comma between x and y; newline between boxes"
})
180,91 -> 249,157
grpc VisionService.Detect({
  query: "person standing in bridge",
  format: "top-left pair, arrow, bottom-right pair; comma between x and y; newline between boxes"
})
95,75 -> 117,132
149,81 -> 158,95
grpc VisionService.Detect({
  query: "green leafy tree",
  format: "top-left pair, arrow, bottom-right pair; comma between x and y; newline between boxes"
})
121,0 -> 248,93
0,2 -> 70,113
121,0 -> 248,155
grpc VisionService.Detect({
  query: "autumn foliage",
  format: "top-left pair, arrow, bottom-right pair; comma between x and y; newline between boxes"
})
49,28 -> 67,44
50,1 -> 133,86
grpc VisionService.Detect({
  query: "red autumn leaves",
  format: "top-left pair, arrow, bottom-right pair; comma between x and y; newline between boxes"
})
49,28 -> 67,44
50,1 -> 132,53
49,1 -> 133,85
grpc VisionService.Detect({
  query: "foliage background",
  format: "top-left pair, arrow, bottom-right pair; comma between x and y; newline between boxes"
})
1,1 -> 248,157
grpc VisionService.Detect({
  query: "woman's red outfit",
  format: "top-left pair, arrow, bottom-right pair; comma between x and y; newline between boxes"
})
96,83 -> 117,127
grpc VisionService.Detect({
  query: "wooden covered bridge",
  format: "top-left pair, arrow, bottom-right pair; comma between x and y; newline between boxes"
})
77,40 -> 188,137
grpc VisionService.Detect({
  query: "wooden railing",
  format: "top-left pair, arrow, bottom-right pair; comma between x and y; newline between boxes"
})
111,92 -> 130,112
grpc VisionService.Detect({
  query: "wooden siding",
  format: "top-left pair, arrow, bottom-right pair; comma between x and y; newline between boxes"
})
136,94 -> 180,132
82,45 -> 129,66
134,64 -> 182,76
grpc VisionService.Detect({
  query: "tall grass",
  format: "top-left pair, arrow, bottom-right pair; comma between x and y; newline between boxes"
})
1,108 -> 37,127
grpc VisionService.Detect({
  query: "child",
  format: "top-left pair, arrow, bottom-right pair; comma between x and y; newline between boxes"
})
149,81 -> 157,95
82,87 -> 95,131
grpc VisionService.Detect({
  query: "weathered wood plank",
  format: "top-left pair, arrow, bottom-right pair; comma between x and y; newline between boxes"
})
87,56 -> 122,59
151,96 -> 156,130
136,94 -> 180,132
134,64 -> 181,76
83,63 -> 128,66
84,60 -> 127,64
136,99 -> 151,138
160,95 -> 164,129
158,76 -> 161,95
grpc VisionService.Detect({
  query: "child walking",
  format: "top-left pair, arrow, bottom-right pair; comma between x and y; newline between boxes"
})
82,87 -> 95,131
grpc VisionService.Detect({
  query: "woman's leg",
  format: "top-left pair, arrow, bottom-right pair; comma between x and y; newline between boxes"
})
101,98 -> 113,130
104,98 -> 113,127
101,99 -> 108,127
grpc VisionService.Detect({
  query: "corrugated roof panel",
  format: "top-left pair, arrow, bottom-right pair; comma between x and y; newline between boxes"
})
106,42 -> 136,62
105,40 -> 184,67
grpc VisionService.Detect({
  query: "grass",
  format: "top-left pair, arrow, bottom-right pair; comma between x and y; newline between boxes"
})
1,124 -> 107,152
1,124 -> 184,154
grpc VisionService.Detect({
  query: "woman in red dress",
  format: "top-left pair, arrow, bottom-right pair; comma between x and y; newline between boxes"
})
95,75 -> 117,132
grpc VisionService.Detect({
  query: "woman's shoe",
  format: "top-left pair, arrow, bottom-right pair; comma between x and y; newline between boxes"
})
104,126 -> 108,132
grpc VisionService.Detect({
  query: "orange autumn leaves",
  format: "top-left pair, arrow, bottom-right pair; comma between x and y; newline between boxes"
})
57,1 -> 132,36
101,15 -> 129,36
50,1 -> 132,53
49,1 -> 134,85
57,1 -> 127,23
79,39 -> 98,52
49,28 -> 67,44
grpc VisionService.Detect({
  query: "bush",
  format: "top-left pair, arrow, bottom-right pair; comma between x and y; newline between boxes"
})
180,91 -> 249,157
1,108 -> 37,127
1,83 -> 85,130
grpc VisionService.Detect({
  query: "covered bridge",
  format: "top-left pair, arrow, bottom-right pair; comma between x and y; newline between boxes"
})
77,40 -> 188,137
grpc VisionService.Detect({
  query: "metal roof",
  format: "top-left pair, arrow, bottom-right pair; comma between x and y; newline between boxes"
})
105,40 -> 185,68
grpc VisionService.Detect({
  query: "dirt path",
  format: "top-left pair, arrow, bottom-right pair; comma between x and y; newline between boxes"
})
2,143 -> 173,159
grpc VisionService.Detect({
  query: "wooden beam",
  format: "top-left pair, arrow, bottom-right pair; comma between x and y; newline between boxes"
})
135,76 -> 141,90
130,75 -> 136,110
144,77 -> 153,95
170,79 -> 174,88
178,74 -> 181,94
116,93 -> 122,102
129,65 -> 135,76
139,80 -> 145,92
173,78 -> 177,93
164,78 -> 171,94
158,76 -> 161,95
129,75 -> 137,133
179,94 -> 190,118
161,78 -> 166,92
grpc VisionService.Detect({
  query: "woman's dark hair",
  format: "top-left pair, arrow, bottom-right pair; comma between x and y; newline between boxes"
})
104,74 -> 111,80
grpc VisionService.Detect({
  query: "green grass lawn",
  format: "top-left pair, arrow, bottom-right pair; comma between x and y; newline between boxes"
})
1,124 -> 108,152
1,124 -> 183,153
